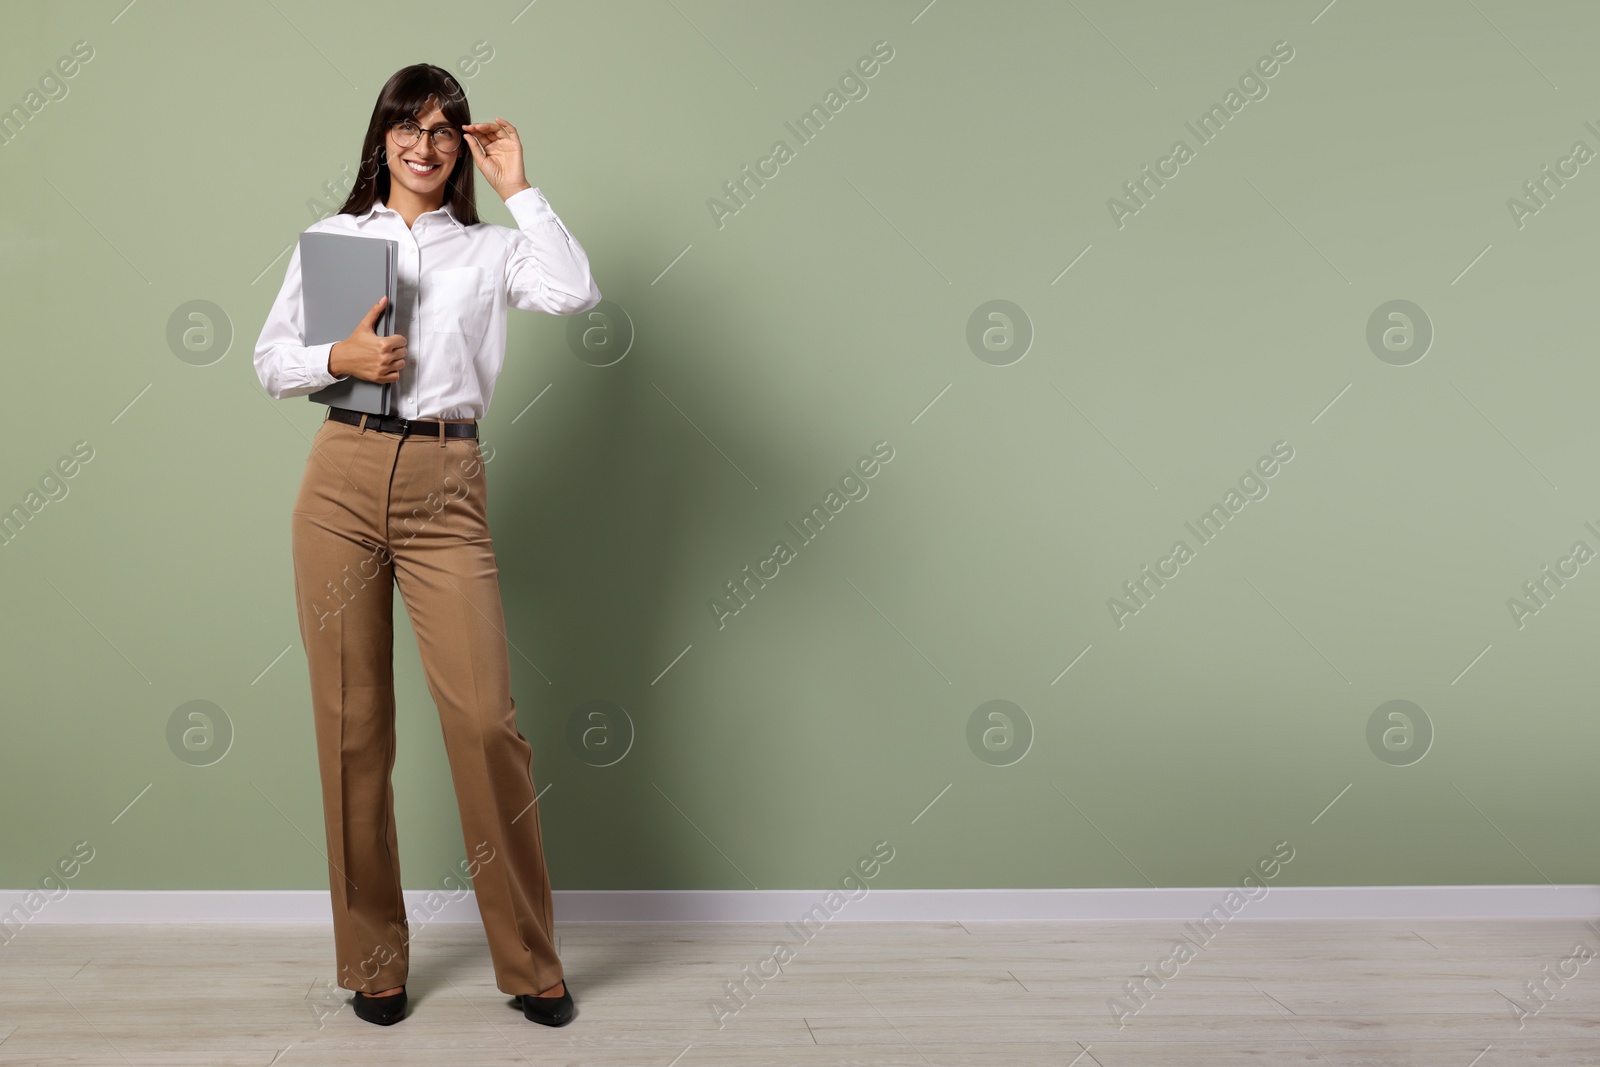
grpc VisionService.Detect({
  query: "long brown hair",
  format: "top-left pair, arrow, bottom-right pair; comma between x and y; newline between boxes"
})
336,63 -> 481,225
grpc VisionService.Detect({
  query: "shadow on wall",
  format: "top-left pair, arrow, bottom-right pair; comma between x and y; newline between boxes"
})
488,254 -> 843,893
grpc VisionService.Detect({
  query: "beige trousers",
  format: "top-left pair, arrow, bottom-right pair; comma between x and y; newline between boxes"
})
289,412 -> 563,997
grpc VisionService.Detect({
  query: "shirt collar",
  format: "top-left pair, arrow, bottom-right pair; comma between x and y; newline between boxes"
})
356,196 -> 466,233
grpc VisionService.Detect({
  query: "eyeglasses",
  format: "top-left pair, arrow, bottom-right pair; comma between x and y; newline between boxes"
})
388,119 -> 462,154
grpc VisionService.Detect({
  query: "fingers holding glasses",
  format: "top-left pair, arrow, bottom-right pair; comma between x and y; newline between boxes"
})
463,116 -> 519,147
462,116 -> 528,196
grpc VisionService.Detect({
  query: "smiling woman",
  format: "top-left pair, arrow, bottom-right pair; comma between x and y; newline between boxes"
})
252,61 -> 600,1031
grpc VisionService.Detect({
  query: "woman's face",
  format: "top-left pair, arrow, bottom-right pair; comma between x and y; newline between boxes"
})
384,98 -> 461,200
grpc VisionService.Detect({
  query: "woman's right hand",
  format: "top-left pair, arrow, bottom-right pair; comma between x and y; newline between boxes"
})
328,296 -> 407,383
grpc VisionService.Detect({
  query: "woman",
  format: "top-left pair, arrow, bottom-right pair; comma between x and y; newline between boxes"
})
253,63 -> 600,1028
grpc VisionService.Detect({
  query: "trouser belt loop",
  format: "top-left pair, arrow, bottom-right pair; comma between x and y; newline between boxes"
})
358,413 -> 369,434
438,419 -> 446,448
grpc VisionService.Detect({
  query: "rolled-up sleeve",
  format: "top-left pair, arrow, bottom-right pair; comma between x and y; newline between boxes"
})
503,186 -> 601,316
254,238 -> 345,398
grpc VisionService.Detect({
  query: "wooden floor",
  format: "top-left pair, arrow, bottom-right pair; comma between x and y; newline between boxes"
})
2,918 -> 1598,1064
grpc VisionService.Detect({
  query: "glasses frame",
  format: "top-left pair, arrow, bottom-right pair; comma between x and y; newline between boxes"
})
387,118 -> 464,154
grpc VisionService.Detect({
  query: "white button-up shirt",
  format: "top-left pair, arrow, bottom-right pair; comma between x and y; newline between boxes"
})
254,186 -> 600,420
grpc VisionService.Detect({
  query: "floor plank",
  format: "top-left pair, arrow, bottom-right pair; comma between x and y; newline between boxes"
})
0,919 -> 1595,1065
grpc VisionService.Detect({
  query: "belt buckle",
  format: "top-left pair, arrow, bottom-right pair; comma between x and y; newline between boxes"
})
393,416 -> 411,436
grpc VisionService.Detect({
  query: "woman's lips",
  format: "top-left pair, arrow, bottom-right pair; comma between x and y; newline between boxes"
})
404,159 -> 440,175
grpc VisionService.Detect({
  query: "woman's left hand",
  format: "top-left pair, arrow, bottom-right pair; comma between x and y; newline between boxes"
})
463,116 -> 532,200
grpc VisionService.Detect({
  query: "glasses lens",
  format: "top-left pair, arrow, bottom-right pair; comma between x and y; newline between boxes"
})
392,121 -> 420,148
433,127 -> 461,153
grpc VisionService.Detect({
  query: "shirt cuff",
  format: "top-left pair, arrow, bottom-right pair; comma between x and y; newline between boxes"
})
505,185 -> 561,230
300,342 -> 343,388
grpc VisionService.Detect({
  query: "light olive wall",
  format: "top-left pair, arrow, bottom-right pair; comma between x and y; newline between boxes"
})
3,0 -> 1596,894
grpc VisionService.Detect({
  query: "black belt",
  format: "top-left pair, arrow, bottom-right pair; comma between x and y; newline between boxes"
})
326,405 -> 478,439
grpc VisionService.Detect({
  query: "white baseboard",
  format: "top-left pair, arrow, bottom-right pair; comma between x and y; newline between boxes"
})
1,886 -> 1598,924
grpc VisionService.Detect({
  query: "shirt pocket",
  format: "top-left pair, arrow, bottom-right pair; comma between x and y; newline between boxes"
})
425,265 -> 494,352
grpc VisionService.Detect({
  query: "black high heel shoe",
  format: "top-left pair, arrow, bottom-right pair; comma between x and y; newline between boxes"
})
351,986 -> 407,1026
517,981 -> 574,1026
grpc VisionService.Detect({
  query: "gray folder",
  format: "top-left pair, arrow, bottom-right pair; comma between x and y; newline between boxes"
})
299,231 -> 399,415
